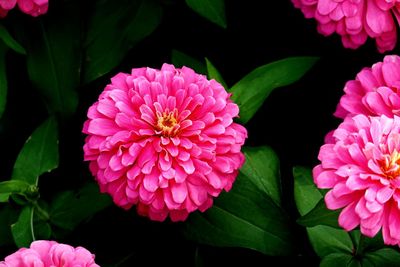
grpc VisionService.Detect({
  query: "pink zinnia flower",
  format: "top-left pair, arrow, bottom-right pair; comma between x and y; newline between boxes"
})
334,54 -> 400,120
0,0 -> 47,18
314,114 -> 400,246
0,240 -> 99,266
292,0 -> 400,53
82,63 -> 247,222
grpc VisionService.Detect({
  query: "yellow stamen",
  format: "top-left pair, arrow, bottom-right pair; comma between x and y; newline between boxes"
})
156,109 -> 178,137
380,150 -> 400,180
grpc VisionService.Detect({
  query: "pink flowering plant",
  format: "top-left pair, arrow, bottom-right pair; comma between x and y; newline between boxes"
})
1,1 -> 400,266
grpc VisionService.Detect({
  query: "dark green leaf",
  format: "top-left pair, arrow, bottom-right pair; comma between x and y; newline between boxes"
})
306,226 -> 353,258
230,57 -> 319,124
297,198 -> 341,228
185,0 -> 227,28
0,42 -> 7,119
363,248 -> 400,267
84,0 -> 162,83
50,182 -> 112,230
23,2 -> 81,117
205,57 -> 228,89
293,166 -> 324,216
348,259 -> 362,267
0,205 -> 18,246
171,50 -> 207,75
12,117 -> 59,185
11,206 -> 34,247
240,146 -> 281,206
183,173 -> 293,256
320,253 -> 353,267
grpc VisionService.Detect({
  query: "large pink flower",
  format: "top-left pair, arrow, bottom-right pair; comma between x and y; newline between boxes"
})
292,0 -> 400,53
0,0 -> 47,18
83,63 -> 247,222
0,240 -> 98,266
314,114 -> 400,246
334,54 -> 400,119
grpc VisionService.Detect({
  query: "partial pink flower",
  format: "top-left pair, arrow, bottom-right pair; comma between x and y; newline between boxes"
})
0,240 -> 99,266
334,55 -> 400,119
17,0 -> 48,17
0,0 -> 16,18
0,0 -> 47,18
83,63 -> 247,222
314,114 -> 400,246
292,0 -> 400,53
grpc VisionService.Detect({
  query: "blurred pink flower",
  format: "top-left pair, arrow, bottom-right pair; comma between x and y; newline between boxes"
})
0,0 -> 47,17
0,0 -> 16,18
0,240 -> 98,266
334,55 -> 400,120
83,63 -> 247,222
18,0 -> 48,17
292,0 -> 400,53
314,114 -> 400,246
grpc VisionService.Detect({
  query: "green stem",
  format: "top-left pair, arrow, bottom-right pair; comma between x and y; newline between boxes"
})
30,206 -> 36,241
355,234 -> 366,257
114,252 -> 137,267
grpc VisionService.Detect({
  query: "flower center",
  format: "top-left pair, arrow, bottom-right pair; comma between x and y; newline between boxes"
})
380,150 -> 400,180
156,108 -> 179,137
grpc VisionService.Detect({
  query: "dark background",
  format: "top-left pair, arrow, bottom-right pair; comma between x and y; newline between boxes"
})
0,0 -> 395,266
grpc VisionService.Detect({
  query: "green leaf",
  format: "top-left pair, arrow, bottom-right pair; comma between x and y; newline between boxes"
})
205,57 -> 228,89
363,248 -> 400,267
171,50 -> 207,75
50,182 -> 112,231
230,57 -> 319,124
320,253 -> 354,267
0,180 -> 32,201
0,42 -> 7,120
84,0 -> 162,83
11,206 -> 35,247
23,3 -> 81,117
12,117 -> 59,185
293,166 -> 324,216
297,199 -> 341,228
185,0 -> 227,28
0,193 -> 9,202
183,173 -> 293,256
0,24 -> 26,54
240,146 -> 281,206
307,226 -> 353,258
0,205 -> 18,246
